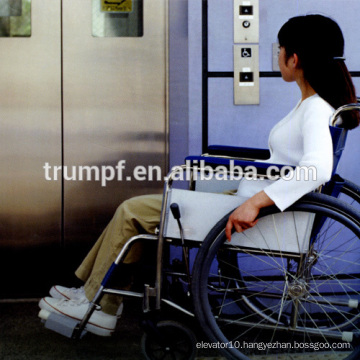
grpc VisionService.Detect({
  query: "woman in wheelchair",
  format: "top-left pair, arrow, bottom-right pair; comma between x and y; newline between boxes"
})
39,14 -> 359,337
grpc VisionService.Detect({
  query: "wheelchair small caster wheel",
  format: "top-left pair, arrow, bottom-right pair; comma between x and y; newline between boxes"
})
141,320 -> 197,360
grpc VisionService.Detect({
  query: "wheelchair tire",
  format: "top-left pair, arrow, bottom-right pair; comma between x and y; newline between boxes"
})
141,320 -> 197,360
192,192 -> 360,360
338,177 -> 360,210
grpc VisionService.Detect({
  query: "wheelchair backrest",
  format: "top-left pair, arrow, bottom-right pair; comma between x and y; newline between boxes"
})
322,101 -> 360,196
329,125 -> 348,176
328,101 -> 360,176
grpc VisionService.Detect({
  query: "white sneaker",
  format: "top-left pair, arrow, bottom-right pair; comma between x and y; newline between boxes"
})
116,302 -> 124,317
50,285 -> 124,318
50,285 -> 86,301
38,297 -> 117,336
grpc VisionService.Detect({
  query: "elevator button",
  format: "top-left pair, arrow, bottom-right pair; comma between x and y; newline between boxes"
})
240,5 -> 253,16
242,21 -> 251,28
240,72 -> 254,82
241,48 -> 252,58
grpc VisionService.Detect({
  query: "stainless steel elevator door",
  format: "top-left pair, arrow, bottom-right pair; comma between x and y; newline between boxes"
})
0,0 -> 167,298
62,0 -> 168,246
0,0 -> 62,249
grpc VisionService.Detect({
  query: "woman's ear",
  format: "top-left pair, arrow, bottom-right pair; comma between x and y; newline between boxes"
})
292,53 -> 301,68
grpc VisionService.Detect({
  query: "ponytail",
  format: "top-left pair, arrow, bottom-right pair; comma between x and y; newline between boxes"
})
278,15 -> 359,129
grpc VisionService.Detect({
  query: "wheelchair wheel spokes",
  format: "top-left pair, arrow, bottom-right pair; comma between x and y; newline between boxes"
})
192,194 -> 360,359
305,216 -> 360,329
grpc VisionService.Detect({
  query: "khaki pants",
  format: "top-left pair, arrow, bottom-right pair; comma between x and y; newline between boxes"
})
75,194 -> 163,315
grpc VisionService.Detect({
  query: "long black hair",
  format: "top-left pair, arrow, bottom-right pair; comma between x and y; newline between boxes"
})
278,14 -> 359,129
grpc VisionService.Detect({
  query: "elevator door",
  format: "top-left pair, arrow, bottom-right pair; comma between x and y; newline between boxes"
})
62,1 -> 167,249
0,0 -> 62,298
0,0 -> 167,298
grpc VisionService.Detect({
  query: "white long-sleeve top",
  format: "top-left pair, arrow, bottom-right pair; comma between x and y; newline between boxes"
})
237,94 -> 334,211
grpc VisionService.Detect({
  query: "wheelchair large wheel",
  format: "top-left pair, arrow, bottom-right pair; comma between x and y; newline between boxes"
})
192,193 -> 360,360
338,177 -> 360,211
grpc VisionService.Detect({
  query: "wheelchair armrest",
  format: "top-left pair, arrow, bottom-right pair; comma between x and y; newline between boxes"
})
205,145 -> 271,160
185,155 -> 293,177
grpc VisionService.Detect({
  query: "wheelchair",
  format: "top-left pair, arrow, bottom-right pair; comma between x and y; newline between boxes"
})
42,102 -> 360,360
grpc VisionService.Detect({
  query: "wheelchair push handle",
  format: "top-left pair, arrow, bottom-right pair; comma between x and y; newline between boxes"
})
169,202 -> 191,292
170,203 -> 181,220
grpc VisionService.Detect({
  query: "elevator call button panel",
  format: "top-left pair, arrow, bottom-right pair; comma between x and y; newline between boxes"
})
234,0 -> 259,43
234,45 -> 259,105
234,0 -> 259,105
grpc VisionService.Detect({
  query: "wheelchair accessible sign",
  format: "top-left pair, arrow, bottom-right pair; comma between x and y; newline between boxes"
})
101,0 -> 133,13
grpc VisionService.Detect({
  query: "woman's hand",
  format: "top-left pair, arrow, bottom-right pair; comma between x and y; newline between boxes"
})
225,191 -> 275,242
225,201 -> 260,241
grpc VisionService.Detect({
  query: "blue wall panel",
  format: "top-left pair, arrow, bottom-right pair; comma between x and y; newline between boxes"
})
170,1 -> 360,182
183,0 -> 360,184
208,0 -> 360,72
208,77 -> 299,148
